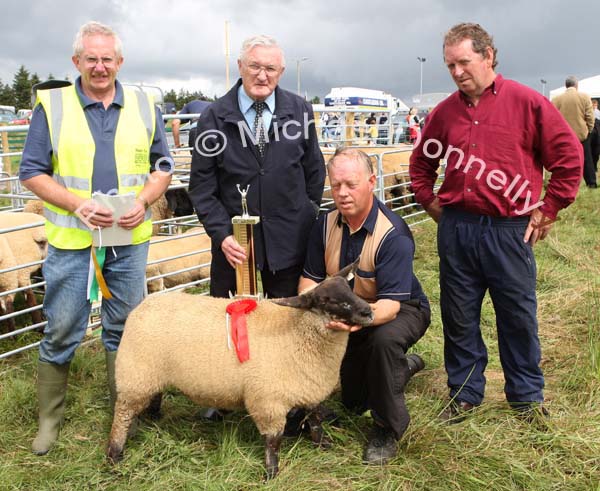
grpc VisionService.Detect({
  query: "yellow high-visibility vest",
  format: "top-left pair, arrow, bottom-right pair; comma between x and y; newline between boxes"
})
36,85 -> 155,249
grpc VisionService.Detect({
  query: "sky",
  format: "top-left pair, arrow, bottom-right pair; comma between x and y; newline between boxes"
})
2,0 -> 599,105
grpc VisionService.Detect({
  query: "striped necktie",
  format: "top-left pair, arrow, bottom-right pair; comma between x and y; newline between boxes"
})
252,101 -> 266,156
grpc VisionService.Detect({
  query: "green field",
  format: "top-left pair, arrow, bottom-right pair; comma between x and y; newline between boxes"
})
1,188 -> 599,491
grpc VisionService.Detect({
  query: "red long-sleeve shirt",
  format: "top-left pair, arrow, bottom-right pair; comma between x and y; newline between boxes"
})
409,74 -> 583,219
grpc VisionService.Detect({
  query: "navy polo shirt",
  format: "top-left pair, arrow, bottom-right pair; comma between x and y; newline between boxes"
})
303,196 -> 429,308
19,77 -> 172,194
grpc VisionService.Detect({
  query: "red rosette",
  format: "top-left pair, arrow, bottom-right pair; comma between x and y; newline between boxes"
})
226,299 -> 257,363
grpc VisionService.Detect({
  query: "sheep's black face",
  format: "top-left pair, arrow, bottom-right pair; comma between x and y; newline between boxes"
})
311,276 -> 374,326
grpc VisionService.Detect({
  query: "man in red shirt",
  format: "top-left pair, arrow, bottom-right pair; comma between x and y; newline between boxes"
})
409,23 -> 582,421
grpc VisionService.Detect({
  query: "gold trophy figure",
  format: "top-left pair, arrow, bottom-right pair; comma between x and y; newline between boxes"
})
232,185 -> 261,298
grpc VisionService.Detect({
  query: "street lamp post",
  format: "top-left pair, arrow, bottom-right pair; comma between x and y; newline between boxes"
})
540,78 -> 547,98
417,57 -> 426,101
296,57 -> 309,97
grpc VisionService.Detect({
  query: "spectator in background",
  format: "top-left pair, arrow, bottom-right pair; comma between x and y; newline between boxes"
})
367,117 -> 378,145
172,99 -> 211,149
378,113 -> 389,145
591,99 -> 600,172
406,107 -> 421,144
552,76 -> 595,188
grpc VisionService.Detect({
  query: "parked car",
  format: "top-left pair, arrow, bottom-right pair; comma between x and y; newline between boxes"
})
12,109 -> 33,125
0,107 -> 17,124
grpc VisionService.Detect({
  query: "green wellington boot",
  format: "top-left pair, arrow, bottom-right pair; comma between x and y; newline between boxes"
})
32,361 -> 70,455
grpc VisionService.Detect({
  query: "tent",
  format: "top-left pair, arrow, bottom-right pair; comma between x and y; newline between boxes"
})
549,75 -> 600,100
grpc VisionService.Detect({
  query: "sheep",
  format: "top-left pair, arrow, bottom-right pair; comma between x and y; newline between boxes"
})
23,199 -> 45,215
146,228 -> 211,293
0,212 -> 47,333
164,187 -> 194,218
107,260 -> 373,479
0,235 -> 18,332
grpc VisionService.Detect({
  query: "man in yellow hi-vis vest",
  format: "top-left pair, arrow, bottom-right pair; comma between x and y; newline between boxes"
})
19,21 -> 172,456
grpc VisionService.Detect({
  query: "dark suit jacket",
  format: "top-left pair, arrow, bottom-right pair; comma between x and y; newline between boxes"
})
188,79 -> 325,272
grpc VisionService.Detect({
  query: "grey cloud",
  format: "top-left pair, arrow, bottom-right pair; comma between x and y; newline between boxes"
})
2,0 -> 599,103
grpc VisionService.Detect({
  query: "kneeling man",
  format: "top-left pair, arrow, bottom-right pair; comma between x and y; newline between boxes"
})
299,147 -> 431,464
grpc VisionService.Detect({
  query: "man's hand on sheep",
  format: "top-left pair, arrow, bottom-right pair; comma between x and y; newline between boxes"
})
325,320 -> 364,332
221,235 -> 247,268
118,200 -> 148,230
75,200 -> 114,229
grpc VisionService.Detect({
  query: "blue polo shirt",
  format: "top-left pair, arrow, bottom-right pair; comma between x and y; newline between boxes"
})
303,196 -> 429,308
19,77 -> 172,194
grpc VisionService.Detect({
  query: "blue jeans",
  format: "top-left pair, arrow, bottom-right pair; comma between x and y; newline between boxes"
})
438,208 -> 544,406
40,242 -> 149,365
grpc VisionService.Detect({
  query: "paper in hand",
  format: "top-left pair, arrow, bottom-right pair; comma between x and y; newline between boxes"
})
91,192 -> 136,247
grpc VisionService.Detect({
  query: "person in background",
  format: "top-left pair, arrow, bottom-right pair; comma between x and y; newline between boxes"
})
406,107 -> 421,144
590,99 -> 600,172
171,99 -> 211,149
301,146 -> 430,464
19,20 -> 172,455
410,22 -> 582,422
552,76 -> 595,188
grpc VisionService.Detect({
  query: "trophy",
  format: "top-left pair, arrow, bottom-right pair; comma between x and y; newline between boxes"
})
232,184 -> 261,298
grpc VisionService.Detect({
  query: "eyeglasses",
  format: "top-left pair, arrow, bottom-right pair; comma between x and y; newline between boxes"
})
245,63 -> 281,76
82,56 -> 117,68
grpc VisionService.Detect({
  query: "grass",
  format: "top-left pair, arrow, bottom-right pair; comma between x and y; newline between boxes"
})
1,188 -> 599,490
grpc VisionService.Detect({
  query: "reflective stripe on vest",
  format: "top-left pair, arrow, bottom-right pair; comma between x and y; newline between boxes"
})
324,208 -> 395,302
37,85 -> 155,249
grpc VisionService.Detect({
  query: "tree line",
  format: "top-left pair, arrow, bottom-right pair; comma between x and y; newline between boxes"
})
0,66 -> 50,110
0,65 -> 213,112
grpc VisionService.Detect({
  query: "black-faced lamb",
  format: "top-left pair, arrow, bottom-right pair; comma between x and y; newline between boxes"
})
107,261 -> 373,479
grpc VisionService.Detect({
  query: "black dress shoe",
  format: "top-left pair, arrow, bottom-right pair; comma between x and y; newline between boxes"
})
439,399 -> 475,424
587,183 -> 598,189
362,424 -> 398,465
407,353 -> 425,376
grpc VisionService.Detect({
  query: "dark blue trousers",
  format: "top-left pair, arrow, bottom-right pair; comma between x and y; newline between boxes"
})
438,207 -> 544,406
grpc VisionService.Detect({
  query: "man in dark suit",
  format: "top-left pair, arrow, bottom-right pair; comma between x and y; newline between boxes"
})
189,34 -> 325,298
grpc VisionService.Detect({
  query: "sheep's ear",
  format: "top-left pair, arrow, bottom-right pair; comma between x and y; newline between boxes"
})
272,294 -> 313,310
335,257 -> 360,282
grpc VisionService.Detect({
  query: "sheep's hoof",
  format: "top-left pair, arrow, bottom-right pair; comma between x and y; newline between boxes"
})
313,434 -> 332,450
264,464 -> 279,481
106,444 -> 123,465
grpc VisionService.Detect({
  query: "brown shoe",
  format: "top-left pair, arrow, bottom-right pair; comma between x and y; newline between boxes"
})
439,400 -> 475,424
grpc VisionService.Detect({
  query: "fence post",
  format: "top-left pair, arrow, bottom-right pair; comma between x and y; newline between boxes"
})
1,130 -> 11,175
376,153 -> 385,202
